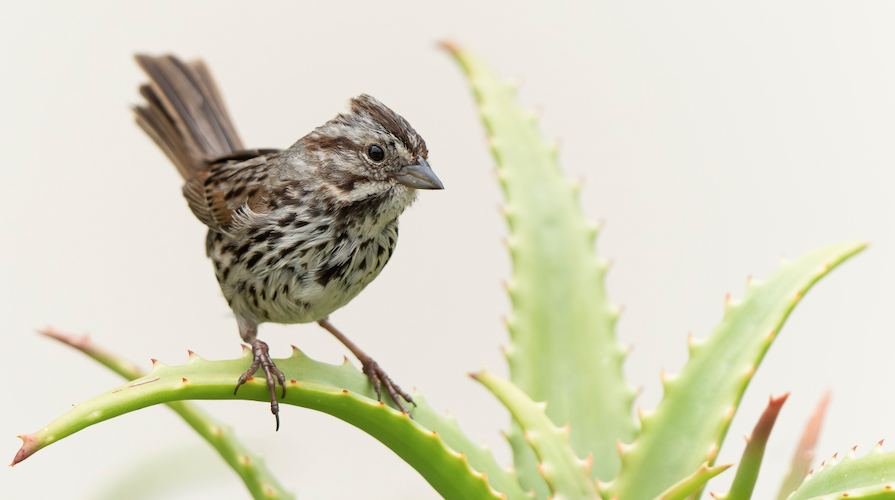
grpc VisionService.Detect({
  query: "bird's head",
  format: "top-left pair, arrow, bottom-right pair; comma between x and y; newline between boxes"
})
295,94 -> 443,219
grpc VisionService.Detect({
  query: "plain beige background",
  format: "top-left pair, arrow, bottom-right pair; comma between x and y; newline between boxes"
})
2,1 -> 893,499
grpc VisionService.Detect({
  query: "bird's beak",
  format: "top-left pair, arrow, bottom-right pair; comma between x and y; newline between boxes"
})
394,158 -> 444,190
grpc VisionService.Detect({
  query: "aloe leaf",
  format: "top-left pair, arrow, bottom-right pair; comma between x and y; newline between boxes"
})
505,425 -> 551,498
473,370 -> 599,500
787,442 -> 895,500
711,394 -> 788,500
651,463 -> 732,500
411,394 -> 530,500
606,241 -> 866,500
37,329 -> 294,500
12,348 -> 528,500
443,41 -> 637,486
776,391 -> 831,500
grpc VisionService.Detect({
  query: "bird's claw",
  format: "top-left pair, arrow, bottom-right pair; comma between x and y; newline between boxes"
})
234,339 -> 287,431
362,358 -> 416,417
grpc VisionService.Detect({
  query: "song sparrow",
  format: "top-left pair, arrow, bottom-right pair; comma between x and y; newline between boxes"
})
133,54 -> 443,429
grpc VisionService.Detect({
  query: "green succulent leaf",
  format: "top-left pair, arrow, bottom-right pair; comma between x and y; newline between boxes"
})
787,443 -> 895,500
411,393 -> 530,500
12,348 -> 529,500
473,370 -> 599,500
38,329 -> 294,500
606,241 -> 867,500
776,391 -> 832,500
712,394 -> 788,500
504,424 -> 551,498
444,41 -> 638,488
651,462 -> 732,500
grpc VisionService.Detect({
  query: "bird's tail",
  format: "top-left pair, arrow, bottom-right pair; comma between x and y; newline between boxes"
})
133,54 -> 244,181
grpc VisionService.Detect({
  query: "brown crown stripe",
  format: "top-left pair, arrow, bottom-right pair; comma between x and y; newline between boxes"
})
349,95 -> 428,159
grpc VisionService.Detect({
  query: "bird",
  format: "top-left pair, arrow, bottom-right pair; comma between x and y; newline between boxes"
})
132,54 -> 443,429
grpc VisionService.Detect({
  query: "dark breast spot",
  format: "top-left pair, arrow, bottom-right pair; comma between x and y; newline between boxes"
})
233,242 -> 252,262
316,259 -> 351,287
253,230 -> 284,243
339,192 -> 388,222
246,252 -> 263,268
279,240 -> 305,259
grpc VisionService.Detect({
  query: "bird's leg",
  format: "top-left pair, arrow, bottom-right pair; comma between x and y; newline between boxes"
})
234,320 -> 287,431
317,317 -> 415,416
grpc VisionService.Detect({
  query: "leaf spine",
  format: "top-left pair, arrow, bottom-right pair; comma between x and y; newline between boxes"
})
616,440 -> 633,457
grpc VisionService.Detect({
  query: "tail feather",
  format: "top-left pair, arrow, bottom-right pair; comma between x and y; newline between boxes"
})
133,54 -> 244,181
187,59 -> 244,152
134,84 -> 194,179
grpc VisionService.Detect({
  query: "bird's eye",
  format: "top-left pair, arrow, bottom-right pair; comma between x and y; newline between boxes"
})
367,144 -> 385,162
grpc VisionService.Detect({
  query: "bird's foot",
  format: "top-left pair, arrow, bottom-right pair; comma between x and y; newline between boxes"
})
235,339 -> 287,431
362,358 -> 416,417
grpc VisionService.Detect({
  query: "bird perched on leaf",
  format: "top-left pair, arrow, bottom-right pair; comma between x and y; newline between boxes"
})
133,54 -> 443,429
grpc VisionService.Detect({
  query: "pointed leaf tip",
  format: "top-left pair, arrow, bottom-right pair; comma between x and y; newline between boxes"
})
10,433 -> 37,467
772,393 -> 790,405
650,462 -> 732,500
776,390 -> 832,500
438,39 -> 463,53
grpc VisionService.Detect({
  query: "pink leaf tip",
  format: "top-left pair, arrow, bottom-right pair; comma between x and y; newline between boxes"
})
10,434 -> 38,467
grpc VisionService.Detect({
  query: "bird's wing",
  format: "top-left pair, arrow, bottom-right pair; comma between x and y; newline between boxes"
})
182,150 -> 283,234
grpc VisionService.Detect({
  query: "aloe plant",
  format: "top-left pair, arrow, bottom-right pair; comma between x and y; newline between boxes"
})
11,44 -> 894,500
37,329 -> 294,500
